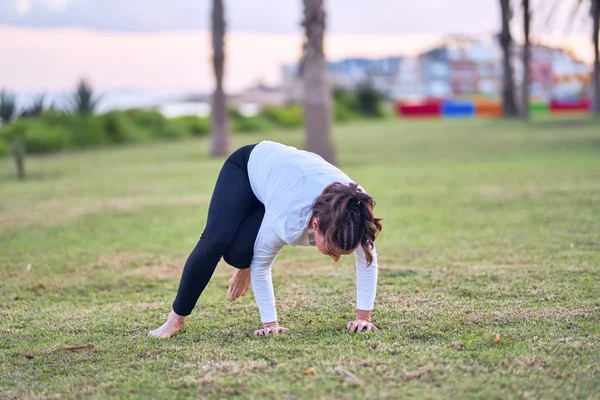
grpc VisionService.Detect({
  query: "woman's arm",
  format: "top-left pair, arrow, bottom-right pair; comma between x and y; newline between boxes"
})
349,244 -> 379,332
250,218 -> 287,336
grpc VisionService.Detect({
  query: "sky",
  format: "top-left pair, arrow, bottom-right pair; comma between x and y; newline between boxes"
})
0,0 -> 593,93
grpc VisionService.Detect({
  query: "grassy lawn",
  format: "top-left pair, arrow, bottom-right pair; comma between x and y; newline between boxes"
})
1,117 -> 599,399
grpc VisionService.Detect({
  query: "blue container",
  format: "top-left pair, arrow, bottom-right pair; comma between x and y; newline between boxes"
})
442,99 -> 475,118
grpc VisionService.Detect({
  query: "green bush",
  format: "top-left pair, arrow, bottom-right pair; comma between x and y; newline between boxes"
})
232,115 -> 273,133
334,101 -> 357,123
24,124 -> 72,154
69,116 -> 107,147
354,84 -> 385,118
0,139 -> 7,157
1,119 -> 71,154
102,111 -> 149,143
261,106 -> 303,128
124,109 -> 187,140
170,116 -> 210,137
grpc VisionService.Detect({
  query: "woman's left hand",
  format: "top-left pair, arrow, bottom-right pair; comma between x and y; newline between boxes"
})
347,319 -> 378,332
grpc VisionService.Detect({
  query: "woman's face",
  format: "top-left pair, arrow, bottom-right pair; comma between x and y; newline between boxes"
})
312,218 -> 353,262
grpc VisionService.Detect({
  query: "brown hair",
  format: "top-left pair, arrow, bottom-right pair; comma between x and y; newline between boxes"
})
310,182 -> 383,265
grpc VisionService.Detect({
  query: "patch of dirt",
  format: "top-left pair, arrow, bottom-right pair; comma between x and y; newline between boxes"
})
0,195 -> 206,230
127,263 -> 183,279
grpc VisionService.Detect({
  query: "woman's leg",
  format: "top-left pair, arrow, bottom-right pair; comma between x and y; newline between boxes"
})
171,145 -> 260,317
223,205 -> 265,301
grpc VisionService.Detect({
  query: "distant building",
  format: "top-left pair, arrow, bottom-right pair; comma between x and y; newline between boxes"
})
280,35 -> 591,103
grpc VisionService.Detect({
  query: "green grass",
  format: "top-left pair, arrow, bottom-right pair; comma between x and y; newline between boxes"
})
1,117 -> 599,399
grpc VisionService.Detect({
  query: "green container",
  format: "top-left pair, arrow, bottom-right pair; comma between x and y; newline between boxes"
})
529,102 -> 548,113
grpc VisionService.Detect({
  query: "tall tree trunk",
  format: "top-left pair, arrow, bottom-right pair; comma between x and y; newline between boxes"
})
302,0 -> 336,165
592,0 -> 600,115
499,0 -> 519,116
522,0 -> 531,119
11,139 -> 26,180
210,0 -> 229,157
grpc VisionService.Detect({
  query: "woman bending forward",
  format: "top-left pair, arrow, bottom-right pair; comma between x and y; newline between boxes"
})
148,140 -> 383,337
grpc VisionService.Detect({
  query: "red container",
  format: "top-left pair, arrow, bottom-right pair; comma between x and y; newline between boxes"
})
549,99 -> 590,113
396,99 -> 442,118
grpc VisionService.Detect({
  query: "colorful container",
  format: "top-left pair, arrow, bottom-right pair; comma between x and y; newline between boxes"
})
549,99 -> 590,113
442,99 -> 475,118
396,99 -> 442,118
474,99 -> 502,118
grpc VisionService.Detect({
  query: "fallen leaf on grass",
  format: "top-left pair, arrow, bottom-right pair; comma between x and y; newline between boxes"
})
304,368 -> 315,375
494,334 -> 501,344
24,354 -> 35,359
403,367 -> 431,380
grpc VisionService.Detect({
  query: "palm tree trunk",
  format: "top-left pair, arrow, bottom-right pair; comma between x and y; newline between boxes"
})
592,0 -> 600,115
210,0 -> 230,157
302,0 -> 336,165
522,0 -> 531,119
11,139 -> 26,180
499,0 -> 519,116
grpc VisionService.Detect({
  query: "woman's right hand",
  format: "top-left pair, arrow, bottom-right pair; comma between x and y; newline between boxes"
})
148,310 -> 186,338
254,321 -> 289,336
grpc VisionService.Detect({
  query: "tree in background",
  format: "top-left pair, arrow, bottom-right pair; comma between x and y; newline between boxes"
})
499,0 -> 519,116
544,0 -> 599,115
21,95 -> 46,118
522,0 -> 532,119
301,0 -> 337,165
592,0 -> 600,114
0,91 -> 25,179
210,0 -> 230,157
72,79 -> 100,116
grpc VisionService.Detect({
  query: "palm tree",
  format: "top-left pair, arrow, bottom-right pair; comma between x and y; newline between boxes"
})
72,79 -> 100,116
592,0 -> 600,114
21,95 -> 45,118
522,0 -> 532,119
301,0 -> 336,165
499,0 -> 519,116
210,0 -> 230,157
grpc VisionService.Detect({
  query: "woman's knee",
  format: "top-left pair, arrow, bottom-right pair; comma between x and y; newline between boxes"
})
223,246 -> 252,269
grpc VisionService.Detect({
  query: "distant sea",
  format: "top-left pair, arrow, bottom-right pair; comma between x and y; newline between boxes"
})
14,89 -> 211,117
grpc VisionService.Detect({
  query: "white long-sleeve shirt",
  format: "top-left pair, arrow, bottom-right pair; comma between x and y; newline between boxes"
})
247,141 -> 378,323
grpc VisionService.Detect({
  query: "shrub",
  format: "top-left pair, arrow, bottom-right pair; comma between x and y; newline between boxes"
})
170,116 -> 210,136
102,111 -> 149,143
69,116 -> 107,147
354,84 -> 385,118
232,115 -> 273,133
124,109 -> 186,139
333,101 -> 357,123
0,139 -> 7,157
261,106 -> 303,128
1,119 -> 71,154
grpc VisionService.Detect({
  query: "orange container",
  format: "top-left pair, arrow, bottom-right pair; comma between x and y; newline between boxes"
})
474,99 -> 502,118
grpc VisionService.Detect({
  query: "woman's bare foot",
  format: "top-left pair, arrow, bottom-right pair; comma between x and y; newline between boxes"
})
148,311 -> 186,338
228,268 -> 251,302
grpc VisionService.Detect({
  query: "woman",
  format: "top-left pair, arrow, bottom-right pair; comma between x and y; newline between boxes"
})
148,140 -> 382,337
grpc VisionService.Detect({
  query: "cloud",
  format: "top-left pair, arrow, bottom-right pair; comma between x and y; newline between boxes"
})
1,0 -> 497,34
0,0 -> 589,36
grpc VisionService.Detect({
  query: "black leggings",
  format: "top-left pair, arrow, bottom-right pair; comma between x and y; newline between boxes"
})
172,144 -> 264,316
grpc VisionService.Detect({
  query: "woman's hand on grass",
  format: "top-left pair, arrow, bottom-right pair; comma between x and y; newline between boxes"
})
254,321 -> 289,336
148,310 -> 186,338
346,319 -> 378,333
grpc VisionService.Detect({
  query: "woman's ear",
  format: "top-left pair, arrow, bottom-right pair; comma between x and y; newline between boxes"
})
312,217 -> 319,230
